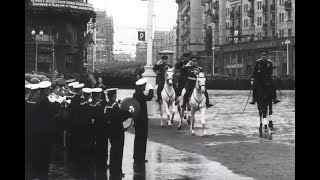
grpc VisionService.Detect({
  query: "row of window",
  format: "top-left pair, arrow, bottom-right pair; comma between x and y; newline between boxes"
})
225,0 -> 290,16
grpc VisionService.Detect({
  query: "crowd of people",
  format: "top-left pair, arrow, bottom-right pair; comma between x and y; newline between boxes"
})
25,68 -> 154,180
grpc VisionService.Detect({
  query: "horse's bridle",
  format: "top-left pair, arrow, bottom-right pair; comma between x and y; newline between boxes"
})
164,71 -> 174,105
193,76 -> 205,109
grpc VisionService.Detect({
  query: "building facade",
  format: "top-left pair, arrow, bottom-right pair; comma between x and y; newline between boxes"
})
176,0 -> 295,76
25,0 -> 95,74
135,41 -> 147,63
164,26 -> 178,65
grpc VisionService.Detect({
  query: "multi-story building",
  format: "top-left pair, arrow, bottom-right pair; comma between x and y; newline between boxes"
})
176,0 -> 295,76
152,31 -> 167,64
164,26 -> 178,65
135,42 -> 147,63
25,0 -> 95,74
86,10 -> 114,64
176,0 -> 207,70
106,16 -> 114,62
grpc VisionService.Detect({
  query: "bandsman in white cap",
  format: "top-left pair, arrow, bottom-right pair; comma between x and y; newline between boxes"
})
89,87 -> 110,180
74,87 -> 95,179
104,88 -> 134,179
27,81 -> 60,180
64,83 -> 84,174
132,78 -> 154,167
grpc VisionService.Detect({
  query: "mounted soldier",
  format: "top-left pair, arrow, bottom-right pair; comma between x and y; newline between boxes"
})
181,56 -> 213,109
153,55 -> 173,103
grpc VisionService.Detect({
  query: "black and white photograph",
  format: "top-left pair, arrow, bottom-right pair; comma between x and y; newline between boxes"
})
25,0 -> 295,179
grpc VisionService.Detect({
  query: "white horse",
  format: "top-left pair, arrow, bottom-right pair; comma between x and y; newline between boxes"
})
154,68 -> 176,127
178,72 -> 207,136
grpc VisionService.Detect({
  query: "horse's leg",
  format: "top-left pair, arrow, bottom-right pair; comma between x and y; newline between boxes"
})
200,107 -> 207,136
190,107 -> 196,136
159,102 -> 164,128
177,105 -> 183,130
257,102 -> 263,137
163,102 -> 172,127
268,98 -> 274,132
262,99 -> 268,132
171,98 -> 176,124
187,106 -> 191,125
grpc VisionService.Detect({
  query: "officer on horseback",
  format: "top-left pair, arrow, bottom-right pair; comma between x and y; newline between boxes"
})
153,55 -> 173,103
175,53 -> 190,98
181,56 -> 213,109
250,51 -> 280,105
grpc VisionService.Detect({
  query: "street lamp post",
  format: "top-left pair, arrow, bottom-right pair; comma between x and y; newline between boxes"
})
31,29 -> 43,74
141,0 -> 157,116
212,46 -> 215,74
285,39 -> 290,75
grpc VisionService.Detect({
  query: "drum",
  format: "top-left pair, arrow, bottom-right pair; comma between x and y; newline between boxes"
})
120,97 -> 141,119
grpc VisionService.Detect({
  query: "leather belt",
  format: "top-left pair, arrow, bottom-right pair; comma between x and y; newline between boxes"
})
188,77 -> 196,80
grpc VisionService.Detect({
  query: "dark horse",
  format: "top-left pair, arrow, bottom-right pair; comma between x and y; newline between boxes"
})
256,83 -> 274,138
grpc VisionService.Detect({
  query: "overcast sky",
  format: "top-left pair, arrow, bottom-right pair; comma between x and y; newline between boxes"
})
88,0 -> 178,57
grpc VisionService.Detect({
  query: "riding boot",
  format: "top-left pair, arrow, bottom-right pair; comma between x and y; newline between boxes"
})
182,95 -> 188,109
204,91 -> 213,108
249,89 -> 256,104
268,115 -> 274,131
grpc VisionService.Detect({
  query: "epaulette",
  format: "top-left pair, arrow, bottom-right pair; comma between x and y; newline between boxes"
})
267,59 -> 272,62
257,59 -> 262,61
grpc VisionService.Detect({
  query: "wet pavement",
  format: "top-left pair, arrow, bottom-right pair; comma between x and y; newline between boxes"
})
117,89 -> 295,145
49,132 -> 255,180
47,90 -> 295,180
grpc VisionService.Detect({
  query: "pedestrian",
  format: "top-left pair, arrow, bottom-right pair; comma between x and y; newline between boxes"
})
90,87 -> 109,180
153,55 -> 173,103
105,88 -> 134,179
132,78 -> 154,167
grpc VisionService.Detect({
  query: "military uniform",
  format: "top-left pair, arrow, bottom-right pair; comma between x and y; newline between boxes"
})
175,53 -> 190,97
153,56 -> 173,102
133,78 -> 154,165
104,88 -> 132,179
181,58 -> 213,108
64,84 -> 84,173
27,81 -> 60,180
90,88 -> 109,180
250,58 -> 279,105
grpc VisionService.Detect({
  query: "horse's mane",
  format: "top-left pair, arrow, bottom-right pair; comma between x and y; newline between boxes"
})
198,72 -> 205,78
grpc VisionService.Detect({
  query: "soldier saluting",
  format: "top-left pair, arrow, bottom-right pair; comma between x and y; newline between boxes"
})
181,56 -> 213,109
153,55 -> 173,103
132,78 -> 154,167
175,53 -> 190,99
250,51 -> 280,105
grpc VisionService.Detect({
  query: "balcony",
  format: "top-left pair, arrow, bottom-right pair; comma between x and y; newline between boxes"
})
230,26 -> 234,35
212,1 -> 219,9
284,0 -> 292,11
270,4 -> 275,12
236,11 -> 241,19
247,8 -> 254,17
263,22 -> 268,29
212,14 -> 219,23
262,5 -> 268,14
270,20 -> 275,28
248,0 -> 254,3
204,9 -> 212,16
230,11 -> 235,19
